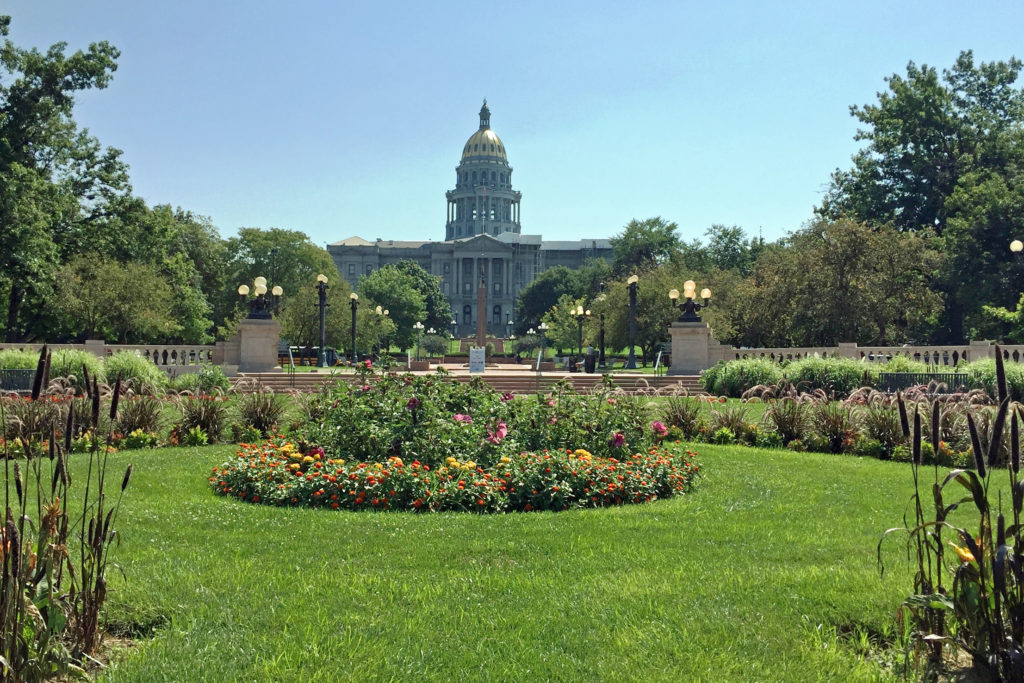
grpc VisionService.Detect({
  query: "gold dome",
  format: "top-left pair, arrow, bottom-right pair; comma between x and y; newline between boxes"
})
462,127 -> 506,161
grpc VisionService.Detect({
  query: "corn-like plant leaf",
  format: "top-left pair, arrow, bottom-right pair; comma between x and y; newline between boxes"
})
968,413 -> 986,478
960,529 -> 983,566
931,400 -> 940,456
109,375 -> 122,421
989,397 -> 1010,468
942,469 -> 988,513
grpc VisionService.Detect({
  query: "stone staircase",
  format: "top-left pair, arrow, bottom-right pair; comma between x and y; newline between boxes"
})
235,371 -> 704,395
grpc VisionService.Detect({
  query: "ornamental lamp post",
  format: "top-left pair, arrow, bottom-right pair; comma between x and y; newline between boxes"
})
1012,240 -> 1023,254
597,282 -> 607,369
538,321 -> 549,367
271,285 -> 283,314
347,291 -> 358,366
668,280 -> 712,322
238,276 -> 279,319
314,274 -> 329,366
413,321 -> 424,362
573,305 -> 591,369
626,274 -> 639,369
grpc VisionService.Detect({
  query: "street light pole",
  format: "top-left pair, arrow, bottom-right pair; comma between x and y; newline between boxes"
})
573,305 -> 591,370
315,274 -> 329,367
626,274 -> 638,369
413,321 -> 424,362
348,292 -> 358,365
537,321 -> 549,371
599,312 -> 606,369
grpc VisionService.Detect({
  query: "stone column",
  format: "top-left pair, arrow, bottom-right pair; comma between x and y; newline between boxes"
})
667,322 -> 714,375
237,318 -> 282,373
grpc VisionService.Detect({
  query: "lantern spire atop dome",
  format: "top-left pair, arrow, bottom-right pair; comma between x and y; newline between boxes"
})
479,99 -> 490,129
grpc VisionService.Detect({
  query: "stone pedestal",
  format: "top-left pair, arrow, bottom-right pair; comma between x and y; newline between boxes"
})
237,318 -> 281,373
668,322 -> 713,375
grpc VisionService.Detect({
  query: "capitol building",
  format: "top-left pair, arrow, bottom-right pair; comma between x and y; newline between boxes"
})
328,101 -> 612,337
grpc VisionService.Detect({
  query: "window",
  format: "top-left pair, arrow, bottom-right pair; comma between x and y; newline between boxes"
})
443,281 -> 449,295
493,282 -> 501,294
443,263 -> 450,274
491,171 -> 496,182
490,144 -> 494,152
474,144 -> 478,151
463,305 -> 471,326
492,305 -> 501,325
472,171 -> 476,183
348,264 -> 356,276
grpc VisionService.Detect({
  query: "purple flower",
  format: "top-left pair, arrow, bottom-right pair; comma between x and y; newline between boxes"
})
651,421 -> 668,437
501,392 -> 514,402
610,431 -> 625,448
360,384 -> 371,393
406,396 -> 421,411
453,413 -> 473,424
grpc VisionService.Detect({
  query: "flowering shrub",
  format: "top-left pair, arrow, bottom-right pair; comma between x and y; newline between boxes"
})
302,370 -> 654,469
211,436 -> 700,513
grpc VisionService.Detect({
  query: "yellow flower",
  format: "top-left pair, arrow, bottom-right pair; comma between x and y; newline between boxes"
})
302,456 -> 315,465
500,456 -> 511,464
573,449 -> 592,459
288,463 -> 301,471
950,542 -> 976,564
390,457 -> 404,467
463,461 -> 476,469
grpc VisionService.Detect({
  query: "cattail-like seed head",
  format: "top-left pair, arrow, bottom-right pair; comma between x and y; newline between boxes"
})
88,518 -> 96,547
109,375 -> 122,421
1015,480 -> 1024,515
1014,410 -> 1020,474
6,516 -> 19,576
931,400 -> 940,456
989,398 -> 1010,468
91,378 -> 100,430
41,351 -> 50,395
30,345 -> 47,401
998,510 -> 1007,547
103,508 -> 114,539
64,403 -> 74,455
13,462 -> 22,507
121,463 -> 132,492
82,364 -> 92,399
912,410 -> 922,465
48,425 -> 56,461
997,345 -> 1009,404
968,412 -> 986,478
897,393 -> 910,438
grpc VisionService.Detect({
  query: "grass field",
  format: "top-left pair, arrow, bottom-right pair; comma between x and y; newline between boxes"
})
75,441 -> 941,681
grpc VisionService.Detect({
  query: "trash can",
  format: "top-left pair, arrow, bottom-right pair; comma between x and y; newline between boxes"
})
584,351 -> 596,374
325,348 -> 338,366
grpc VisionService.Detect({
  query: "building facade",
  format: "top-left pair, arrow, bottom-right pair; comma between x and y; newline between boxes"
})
328,101 -> 612,338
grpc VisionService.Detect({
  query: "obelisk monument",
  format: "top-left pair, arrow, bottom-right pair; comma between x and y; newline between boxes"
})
476,270 -> 487,348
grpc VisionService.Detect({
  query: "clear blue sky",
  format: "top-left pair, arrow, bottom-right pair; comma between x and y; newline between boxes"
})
9,1 -> 1023,246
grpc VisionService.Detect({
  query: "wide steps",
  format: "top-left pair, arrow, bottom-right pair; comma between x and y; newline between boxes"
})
236,372 -> 705,395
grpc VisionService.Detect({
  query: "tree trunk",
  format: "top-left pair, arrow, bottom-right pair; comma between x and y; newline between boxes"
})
5,285 -> 23,342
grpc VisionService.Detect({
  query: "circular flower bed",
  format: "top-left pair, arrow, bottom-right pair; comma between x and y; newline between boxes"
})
211,437 -> 700,513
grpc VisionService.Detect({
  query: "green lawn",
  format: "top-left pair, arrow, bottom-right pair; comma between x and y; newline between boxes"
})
76,442 -> 938,681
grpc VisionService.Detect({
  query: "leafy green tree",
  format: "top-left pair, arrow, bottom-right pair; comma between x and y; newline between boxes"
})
819,51 -> 1024,341
610,217 -> 681,276
357,267 -> 426,349
590,270 -> 677,366
541,295 -> 589,355
0,16 -> 129,340
390,260 -> 451,332
278,275 -> 354,353
513,260 -> 610,335
226,228 -> 339,312
53,255 -> 179,342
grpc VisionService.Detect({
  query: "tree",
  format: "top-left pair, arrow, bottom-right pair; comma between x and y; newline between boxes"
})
541,295 -> 589,355
226,228 -> 339,313
590,271 -> 677,366
390,260 -> 451,332
52,255 -> 179,343
819,51 -> 1024,341
609,217 -> 681,276
357,267 -> 426,349
278,275 -> 354,354
513,260 -> 611,335
0,16 -> 129,340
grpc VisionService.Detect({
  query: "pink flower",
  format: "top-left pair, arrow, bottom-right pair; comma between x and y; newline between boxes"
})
651,421 -> 668,437
364,359 -> 372,368
607,398 -> 616,405
610,432 -> 625,448
454,413 -> 473,424
486,421 -> 509,444
360,384 -> 371,393
549,416 -> 558,424
547,399 -> 555,407
501,392 -> 514,402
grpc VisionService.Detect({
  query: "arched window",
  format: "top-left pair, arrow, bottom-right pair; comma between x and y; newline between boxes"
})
490,144 -> 494,152
491,171 -> 496,182
492,305 -> 502,325
463,305 -> 472,326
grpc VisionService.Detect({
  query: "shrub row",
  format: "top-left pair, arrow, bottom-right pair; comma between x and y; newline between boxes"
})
700,355 -> 1005,398
0,348 -> 232,394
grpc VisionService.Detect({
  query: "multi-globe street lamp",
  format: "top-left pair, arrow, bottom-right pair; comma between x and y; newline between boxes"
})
413,321 -> 425,362
374,305 -> 389,359
668,280 -> 712,322
625,274 -> 639,369
238,276 -> 282,320
450,317 -> 458,355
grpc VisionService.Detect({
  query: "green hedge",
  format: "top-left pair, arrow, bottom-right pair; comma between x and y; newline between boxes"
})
784,356 -> 878,396
961,358 -> 1024,401
0,349 -> 40,370
103,351 -> 167,392
700,358 -> 784,397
